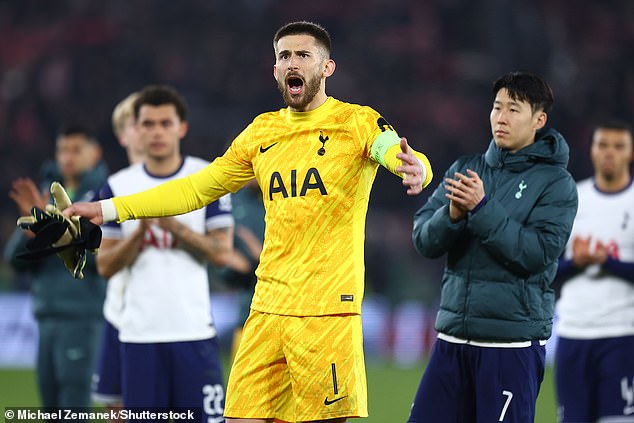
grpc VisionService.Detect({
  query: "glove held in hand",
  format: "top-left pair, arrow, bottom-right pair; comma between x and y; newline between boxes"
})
15,182 -> 102,279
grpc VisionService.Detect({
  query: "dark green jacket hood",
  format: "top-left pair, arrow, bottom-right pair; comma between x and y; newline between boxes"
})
484,127 -> 570,172
38,159 -> 109,202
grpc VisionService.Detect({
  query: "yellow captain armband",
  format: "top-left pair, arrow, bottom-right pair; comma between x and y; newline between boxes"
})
370,130 -> 401,167
371,132 -> 433,189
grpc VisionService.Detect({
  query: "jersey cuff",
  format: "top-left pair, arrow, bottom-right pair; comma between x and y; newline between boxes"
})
100,199 -> 118,223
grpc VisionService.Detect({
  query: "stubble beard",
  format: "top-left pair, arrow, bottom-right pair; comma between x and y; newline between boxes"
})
277,73 -> 321,110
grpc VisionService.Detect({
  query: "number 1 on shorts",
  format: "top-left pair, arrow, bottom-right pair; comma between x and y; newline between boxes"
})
331,363 -> 339,395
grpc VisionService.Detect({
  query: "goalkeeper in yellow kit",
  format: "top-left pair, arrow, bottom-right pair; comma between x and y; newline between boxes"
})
63,21 -> 433,423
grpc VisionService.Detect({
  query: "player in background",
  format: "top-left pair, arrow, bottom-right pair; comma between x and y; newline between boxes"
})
91,92 -> 142,418
553,120 -> 634,423
408,72 -> 578,423
4,125 -> 108,412
62,21 -> 432,423
112,91 -> 145,164
94,85 -> 234,423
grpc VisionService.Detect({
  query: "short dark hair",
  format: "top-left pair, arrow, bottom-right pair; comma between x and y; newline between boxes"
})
57,124 -> 98,144
134,85 -> 188,121
492,72 -> 554,114
594,119 -> 632,134
273,21 -> 331,57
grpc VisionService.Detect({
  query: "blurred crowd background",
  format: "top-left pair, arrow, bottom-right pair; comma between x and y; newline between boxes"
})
1,0 -> 633,363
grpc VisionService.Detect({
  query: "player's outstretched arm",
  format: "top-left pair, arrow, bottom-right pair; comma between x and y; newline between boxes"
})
63,201 -> 104,225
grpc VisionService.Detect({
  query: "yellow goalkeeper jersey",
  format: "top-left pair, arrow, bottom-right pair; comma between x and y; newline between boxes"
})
113,96 -> 431,316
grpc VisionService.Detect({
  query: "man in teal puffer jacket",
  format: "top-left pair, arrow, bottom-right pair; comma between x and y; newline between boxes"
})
407,72 -> 578,423
4,125 -> 107,413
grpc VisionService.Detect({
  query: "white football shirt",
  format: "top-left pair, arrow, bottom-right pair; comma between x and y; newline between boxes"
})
556,178 -> 634,339
102,269 -> 128,329
99,157 -> 234,343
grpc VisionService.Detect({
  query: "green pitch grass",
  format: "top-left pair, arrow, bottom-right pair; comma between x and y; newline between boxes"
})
0,363 -> 558,422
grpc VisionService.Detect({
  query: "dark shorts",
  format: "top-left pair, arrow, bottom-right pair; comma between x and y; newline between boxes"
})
121,337 -> 225,423
555,335 -> 634,422
408,337 -> 545,423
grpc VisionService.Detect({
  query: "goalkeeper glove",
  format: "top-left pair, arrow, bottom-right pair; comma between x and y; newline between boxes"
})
50,181 -> 101,257
16,182 -> 102,279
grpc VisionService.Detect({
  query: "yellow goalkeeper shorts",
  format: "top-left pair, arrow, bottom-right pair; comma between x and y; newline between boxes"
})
224,310 -> 368,422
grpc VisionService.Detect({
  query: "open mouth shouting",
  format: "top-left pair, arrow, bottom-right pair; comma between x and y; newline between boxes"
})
287,75 -> 305,96
277,70 -> 319,110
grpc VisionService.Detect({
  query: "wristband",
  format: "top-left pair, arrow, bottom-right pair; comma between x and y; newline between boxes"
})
100,199 -> 118,223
